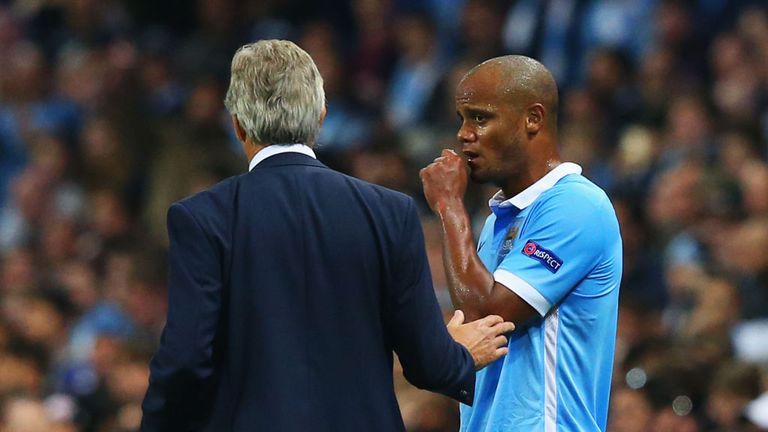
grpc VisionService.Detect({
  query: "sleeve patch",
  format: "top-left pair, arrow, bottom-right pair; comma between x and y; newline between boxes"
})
522,240 -> 563,273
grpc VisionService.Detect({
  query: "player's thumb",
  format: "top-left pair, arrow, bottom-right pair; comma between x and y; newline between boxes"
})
448,310 -> 465,327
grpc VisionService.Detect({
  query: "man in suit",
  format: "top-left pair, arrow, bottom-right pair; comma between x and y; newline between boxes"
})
140,40 -> 515,431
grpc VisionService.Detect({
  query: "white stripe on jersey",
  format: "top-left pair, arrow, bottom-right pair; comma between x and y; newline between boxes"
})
544,308 -> 560,431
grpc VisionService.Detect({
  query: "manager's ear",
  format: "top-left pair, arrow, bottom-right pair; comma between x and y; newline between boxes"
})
319,106 -> 327,127
232,114 -> 247,143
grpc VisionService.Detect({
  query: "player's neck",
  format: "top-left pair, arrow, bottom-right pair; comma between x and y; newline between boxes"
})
501,158 -> 562,199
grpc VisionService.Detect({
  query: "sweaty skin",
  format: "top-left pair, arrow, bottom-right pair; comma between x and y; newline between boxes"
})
420,56 -> 561,323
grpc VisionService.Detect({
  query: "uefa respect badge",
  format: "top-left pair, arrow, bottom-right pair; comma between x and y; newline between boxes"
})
522,240 -> 563,273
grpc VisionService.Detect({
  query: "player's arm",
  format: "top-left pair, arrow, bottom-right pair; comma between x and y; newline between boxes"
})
421,150 -> 537,323
436,197 -> 538,323
422,151 -> 607,324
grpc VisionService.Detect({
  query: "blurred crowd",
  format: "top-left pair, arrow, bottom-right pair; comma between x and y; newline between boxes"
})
0,0 -> 767,431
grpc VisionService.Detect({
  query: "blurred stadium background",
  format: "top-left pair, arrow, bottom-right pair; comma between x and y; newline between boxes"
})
0,0 -> 768,430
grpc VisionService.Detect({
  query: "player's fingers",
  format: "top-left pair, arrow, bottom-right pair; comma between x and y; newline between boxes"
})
448,310 -> 465,327
494,347 -> 509,358
420,164 -> 437,178
441,149 -> 457,157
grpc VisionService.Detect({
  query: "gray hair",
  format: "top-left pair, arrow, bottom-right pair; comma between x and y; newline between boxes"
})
224,40 -> 325,146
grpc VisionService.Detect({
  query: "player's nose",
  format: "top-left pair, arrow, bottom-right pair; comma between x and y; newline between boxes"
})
457,125 -> 477,144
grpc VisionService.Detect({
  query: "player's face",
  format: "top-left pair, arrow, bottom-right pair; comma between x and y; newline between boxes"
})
455,68 -> 527,188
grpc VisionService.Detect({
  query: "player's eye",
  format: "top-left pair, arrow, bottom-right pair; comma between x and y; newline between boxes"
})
473,114 -> 486,123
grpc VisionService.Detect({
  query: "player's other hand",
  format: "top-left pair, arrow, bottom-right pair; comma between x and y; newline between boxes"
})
420,149 -> 468,215
447,310 -> 514,370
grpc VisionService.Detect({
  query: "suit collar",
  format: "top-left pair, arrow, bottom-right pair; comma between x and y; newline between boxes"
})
248,144 -> 317,171
249,151 -> 327,170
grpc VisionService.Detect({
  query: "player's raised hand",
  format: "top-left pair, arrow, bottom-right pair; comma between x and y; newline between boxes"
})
420,149 -> 468,215
447,310 -> 515,370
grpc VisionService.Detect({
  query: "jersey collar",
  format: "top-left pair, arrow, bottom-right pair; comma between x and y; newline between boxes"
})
249,144 -> 317,171
489,162 -> 582,212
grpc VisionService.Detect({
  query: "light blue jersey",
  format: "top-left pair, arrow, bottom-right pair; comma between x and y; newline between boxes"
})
460,163 -> 622,432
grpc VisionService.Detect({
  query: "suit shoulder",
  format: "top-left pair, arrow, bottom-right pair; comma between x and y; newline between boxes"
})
336,172 -> 414,210
172,175 -> 239,225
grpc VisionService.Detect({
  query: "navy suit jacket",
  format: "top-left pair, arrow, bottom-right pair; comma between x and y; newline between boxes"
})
141,152 -> 475,431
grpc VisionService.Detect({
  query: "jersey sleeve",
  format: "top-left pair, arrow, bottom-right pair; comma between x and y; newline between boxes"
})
493,189 -> 605,316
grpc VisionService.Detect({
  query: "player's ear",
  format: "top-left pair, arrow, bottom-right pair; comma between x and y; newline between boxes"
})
525,103 -> 545,134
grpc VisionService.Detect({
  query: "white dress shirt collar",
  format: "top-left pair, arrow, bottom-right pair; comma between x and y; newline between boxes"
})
489,162 -> 582,210
248,144 -> 317,171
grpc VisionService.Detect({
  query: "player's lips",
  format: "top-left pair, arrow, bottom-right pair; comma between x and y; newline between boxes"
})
463,150 -> 479,162
463,152 -> 481,170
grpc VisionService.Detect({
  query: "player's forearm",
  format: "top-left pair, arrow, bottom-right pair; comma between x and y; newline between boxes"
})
436,199 -> 495,322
